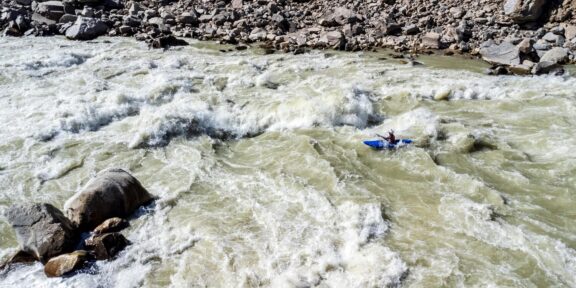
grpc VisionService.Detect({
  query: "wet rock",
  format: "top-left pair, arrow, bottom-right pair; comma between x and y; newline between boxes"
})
5,203 -> 78,263
540,47 -> 569,64
64,168 -> 153,231
504,0 -> 547,23
0,250 -> 36,270
93,217 -> 129,235
151,35 -> 189,48
509,61 -> 533,75
84,233 -> 129,260
532,60 -> 563,75
44,250 -> 89,277
65,17 -> 108,40
479,41 -> 520,66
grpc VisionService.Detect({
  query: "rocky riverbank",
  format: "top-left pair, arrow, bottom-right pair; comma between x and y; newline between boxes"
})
1,0 -> 576,74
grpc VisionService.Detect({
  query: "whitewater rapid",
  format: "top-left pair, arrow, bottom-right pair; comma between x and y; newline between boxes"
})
0,36 -> 575,287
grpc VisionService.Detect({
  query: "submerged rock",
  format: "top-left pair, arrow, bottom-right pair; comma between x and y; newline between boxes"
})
93,217 -> 129,235
64,168 -> 153,231
85,233 -> 129,260
5,203 -> 78,263
44,250 -> 89,277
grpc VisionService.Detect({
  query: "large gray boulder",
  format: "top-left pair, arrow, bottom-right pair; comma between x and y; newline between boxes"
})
503,0 -> 548,23
64,168 -> 153,231
479,41 -> 521,66
539,47 -> 569,64
65,16 -> 108,40
5,203 -> 78,263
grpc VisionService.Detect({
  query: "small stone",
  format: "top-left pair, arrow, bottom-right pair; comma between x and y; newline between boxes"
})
85,233 -> 129,260
93,217 -> 129,235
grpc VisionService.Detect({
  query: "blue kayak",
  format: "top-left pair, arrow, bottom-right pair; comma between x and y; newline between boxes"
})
363,139 -> 413,149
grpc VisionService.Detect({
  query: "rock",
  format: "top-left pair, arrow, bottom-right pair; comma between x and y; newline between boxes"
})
509,62 -> 533,75
34,1 -> 64,21
31,13 -> 56,25
231,0 -> 243,9
533,39 -> 551,50
517,38 -> 532,54
58,14 -> 77,24
532,61 -> 563,75
15,0 -> 32,5
65,17 -> 108,40
64,168 -> 153,231
249,27 -> 267,41
542,32 -> 565,46
449,7 -> 464,19
479,41 -> 520,66
422,32 -> 441,49
84,233 -> 129,260
434,88 -> 451,101
5,203 -> 78,263
565,25 -> 576,41
321,7 -> 357,27
404,24 -> 419,35
504,0 -> 547,23
318,31 -> 344,48
0,250 -> 36,270
93,217 -> 129,235
540,47 -> 569,64
44,250 -> 89,277
177,12 -> 197,25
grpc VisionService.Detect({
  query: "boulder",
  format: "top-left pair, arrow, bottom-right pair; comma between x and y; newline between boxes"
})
565,25 -> 576,41
318,31 -> 344,48
479,41 -> 521,66
84,233 -> 129,260
65,17 -> 108,40
503,0 -> 547,23
64,168 -> 153,231
176,12 -> 197,25
532,60 -> 563,74
44,250 -> 89,277
5,203 -> 78,263
34,1 -> 65,21
422,32 -> 441,49
59,14 -> 77,24
93,217 -> 129,235
540,47 -> 569,64
542,32 -> 565,46
0,250 -> 36,270
321,7 -> 357,27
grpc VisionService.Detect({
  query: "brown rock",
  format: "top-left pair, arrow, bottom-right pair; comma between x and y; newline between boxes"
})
85,233 -> 129,260
44,250 -> 89,277
517,38 -> 532,54
93,217 -> 129,235
64,168 -> 153,231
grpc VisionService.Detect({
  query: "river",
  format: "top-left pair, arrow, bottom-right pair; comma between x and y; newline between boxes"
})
0,36 -> 575,287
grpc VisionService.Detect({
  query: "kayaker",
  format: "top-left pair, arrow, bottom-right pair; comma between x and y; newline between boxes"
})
378,130 -> 396,144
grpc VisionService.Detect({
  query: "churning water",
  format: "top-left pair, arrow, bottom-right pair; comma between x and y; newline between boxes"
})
0,37 -> 575,287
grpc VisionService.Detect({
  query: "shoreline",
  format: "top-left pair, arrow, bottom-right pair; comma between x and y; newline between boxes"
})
2,0 -> 576,75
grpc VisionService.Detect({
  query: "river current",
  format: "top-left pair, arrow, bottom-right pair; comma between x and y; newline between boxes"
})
0,37 -> 575,287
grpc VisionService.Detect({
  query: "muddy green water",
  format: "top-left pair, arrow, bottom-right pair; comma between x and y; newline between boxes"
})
0,37 -> 575,288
